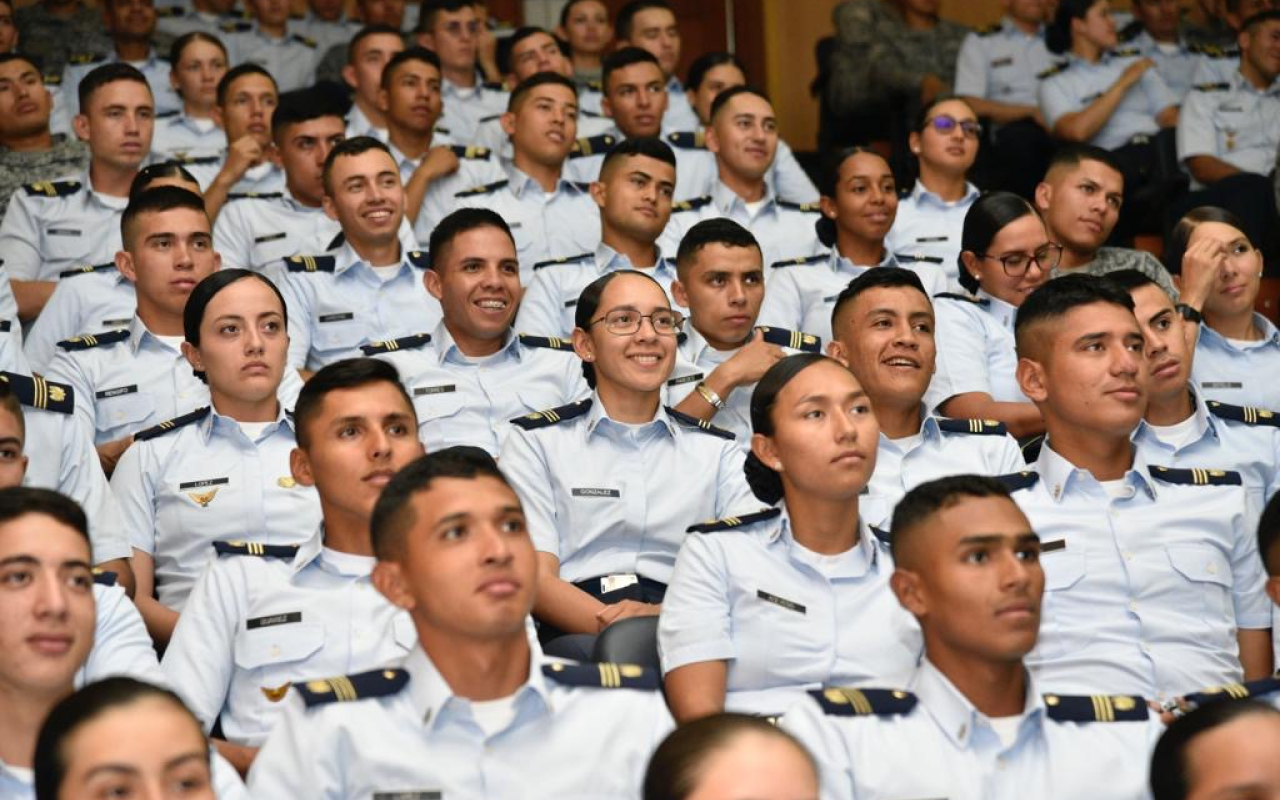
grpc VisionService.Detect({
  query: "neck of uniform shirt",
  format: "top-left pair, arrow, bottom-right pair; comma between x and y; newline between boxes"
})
916,166 -> 968,203
387,124 -> 435,161
136,301 -> 186,337
834,229 -> 886,268
1239,59 -> 1276,91
872,397 -> 923,440
717,162 -> 767,204
1204,306 -> 1264,341
601,228 -> 659,270
443,318 -> 508,358
89,159 -> 139,198
1055,240 -> 1097,271
257,18 -> 287,38
210,387 -> 281,424
572,53 -> 603,74
1010,15 -> 1040,35
0,682 -> 68,770
1043,428 -> 1135,482
418,625 -> 533,701
1144,384 -> 1195,427
442,63 -> 477,88
351,234 -> 403,269
182,98 -> 219,119
114,37 -> 150,62
923,649 -> 1029,719
1070,38 -> 1103,63
319,504 -> 376,555
354,95 -> 388,130
596,381 -> 662,424
784,491 -> 861,556
511,149 -> 563,193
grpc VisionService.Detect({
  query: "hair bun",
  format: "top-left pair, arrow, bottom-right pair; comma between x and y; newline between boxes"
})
743,451 -> 785,505
815,215 -> 837,249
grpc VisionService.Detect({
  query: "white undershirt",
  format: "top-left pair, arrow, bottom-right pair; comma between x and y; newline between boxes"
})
156,334 -> 186,351
236,420 -> 273,441
1225,336 -> 1258,348
369,264 -> 401,283
1098,478 -> 1131,500
743,198 -> 768,219
988,714 -> 1023,748
469,693 -> 519,737
1148,413 -> 1202,450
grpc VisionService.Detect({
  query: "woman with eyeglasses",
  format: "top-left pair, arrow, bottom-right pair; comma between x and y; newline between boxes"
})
758,148 -> 949,346
500,269 -> 757,659
887,97 -> 983,292
152,33 -> 229,161
926,192 -> 1058,438
659,354 -> 921,722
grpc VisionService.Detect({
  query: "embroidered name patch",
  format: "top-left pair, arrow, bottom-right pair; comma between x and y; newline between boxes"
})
572,488 -> 621,498
179,477 -> 230,490
247,611 -> 302,629
95,385 -> 137,399
319,312 -> 354,323
758,589 -> 806,614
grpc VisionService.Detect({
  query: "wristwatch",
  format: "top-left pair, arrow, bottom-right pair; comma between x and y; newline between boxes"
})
1175,303 -> 1203,324
695,381 -> 727,410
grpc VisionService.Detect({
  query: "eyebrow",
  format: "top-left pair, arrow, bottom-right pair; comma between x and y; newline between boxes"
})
795,389 -> 867,405
0,436 -> 22,448
1146,307 -> 1173,325
957,532 -> 1040,546
0,555 -> 92,570
83,752 -> 206,782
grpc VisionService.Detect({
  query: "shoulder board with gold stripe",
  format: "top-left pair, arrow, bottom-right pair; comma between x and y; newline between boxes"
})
92,569 -> 119,586
449,144 -> 491,160
1043,693 -> 1149,722
1148,465 -> 1242,486
665,407 -> 735,440
542,660 -> 660,690
482,81 -> 506,91
59,262 -> 118,279
665,130 -> 705,150
43,73 -> 62,86
23,179 -> 82,198
1193,82 -> 1230,91
155,5 -> 185,17
809,687 -> 917,717
211,539 -> 301,559
360,333 -> 432,355
936,417 -> 1008,436
226,192 -> 283,201
935,291 -> 989,306
518,334 -> 574,352
133,406 -> 211,441
756,327 -> 821,353
219,20 -> 253,32
996,470 -> 1040,492
56,329 -> 130,351
1207,400 -> 1280,427
511,398 -> 592,430
776,199 -> 821,213
533,252 -> 593,270
584,79 -> 603,92
455,179 -> 509,197
1183,676 -> 1280,710
290,33 -> 317,47
1112,46 -> 1142,57
687,507 -> 782,533
569,133 -> 617,158
295,668 -> 409,707
284,254 -> 337,273
1037,62 -> 1069,79
671,195 -> 712,213
1189,43 -> 1234,58
405,250 -> 430,269
770,253 -> 828,269
68,52 -> 108,65
0,373 -> 75,414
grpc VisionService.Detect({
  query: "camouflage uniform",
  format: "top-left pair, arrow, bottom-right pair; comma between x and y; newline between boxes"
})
0,134 -> 88,219
826,0 -> 900,117
868,6 -> 972,100
1052,246 -> 1181,300
14,1 -> 111,76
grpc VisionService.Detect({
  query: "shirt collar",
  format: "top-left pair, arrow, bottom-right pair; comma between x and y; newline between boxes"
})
594,241 -> 671,274
1199,314 -> 1280,349
81,169 -> 129,211
913,659 -> 1045,750
976,288 -> 1017,330
280,184 -> 319,212
712,178 -> 776,213
403,639 -> 553,732
335,240 -> 409,278
829,248 -> 896,273
1034,440 -> 1159,502
768,502 -> 884,576
909,180 -> 980,209
1000,15 -> 1043,38
503,161 -> 581,199
1132,387 -> 1215,449
678,323 -> 740,363
1228,67 -> 1280,97
585,391 -> 676,440
200,402 -> 292,444
290,523 -> 377,576
127,314 -> 181,355
432,319 -> 519,364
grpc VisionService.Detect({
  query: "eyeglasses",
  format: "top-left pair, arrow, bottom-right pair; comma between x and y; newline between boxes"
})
590,309 -> 685,336
980,242 -> 1063,276
925,114 -> 983,139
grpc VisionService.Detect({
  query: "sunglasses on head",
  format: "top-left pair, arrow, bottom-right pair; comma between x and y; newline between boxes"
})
925,114 -> 983,138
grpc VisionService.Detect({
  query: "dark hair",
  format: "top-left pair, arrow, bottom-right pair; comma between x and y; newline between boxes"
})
603,46 -> 662,93
744,354 -> 833,504
216,63 -> 276,107
0,487 -> 89,549
507,71 -> 578,112
0,380 -> 25,442
272,86 -> 346,141
347,23 -> 402,65
1241,8 -> 1280,30
616,0 -> 674,41
675,217 -> 760,278
292,358 -> 415,449
382,46 -> 441,90
913,94 -> 974,132
1165,206 -> 1253,275
121,186 -> 207,250
128,161 -> 199,198
1103,267 -> 1161,295
1044,142 -> 1124,182
601,135 -> 677,176
574,270 -> 667,388
34,678 -> 207,800
1150,699 -> 1280,800
1014,273 -> 1135,357
830,266 -> 930,333
817,147 -> 888,243
559,0 -> 607,28
1258,491 -> 1280,576
322,135 -> 393,195
370,446 -> 510,558
183,270 -> 288,382
889,475 -> 1014,563
1046,0 -> 1103,53
168,32 -> 227,69
427,207 -> 515,271
958,192 -> 1040,294
708,84 -> 769,122
416,0 -> 476,33
78,62 -> 150,112
686,51 -> 745,91
643,712 -> 817,800
0,52 -> 41,75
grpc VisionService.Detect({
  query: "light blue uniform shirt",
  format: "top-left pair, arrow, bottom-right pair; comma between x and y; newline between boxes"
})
660,506 -> 922,716
23,263 -> 135,373
926,290 -> 1029,412
409,143 -> 514,239
667,136 -> 821,206
663,76 -> 700,133
344,102 -> 387,142
499,396 -> 756,585
436,162 -> 602,283
247,642 -> 673,800
512,242 -> 681,338
886,181 -> 980,292
367,323 -> 588,455
111,406 -> 322,610
222,24 -> 322,92
185,156 -> 286,196
561,125 -> 709,200
0,171 -> 127,282
756,249 -> 949,346
781,660 -> 1165,800
275,241 -> 444,371
60,49 -> 182,116
1177,69 -> 1280,187
437,74 -> 509,143
290,13 -> 361,51
162,526 -> 416,747
1193,314 -> 1280,410
955,18 -> 1058,107
1189,50 -> 1246,87
470,109 -> 614,161
1126,30 -> 1199,100
150,113 -> 226,161
1010,443 -> 1270,699
1039,51 -> 1178,149
156,7 -> 226,37
80,580 -> 167,688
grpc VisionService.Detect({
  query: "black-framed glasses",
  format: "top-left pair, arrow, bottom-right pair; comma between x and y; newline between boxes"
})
925,114 -> 983,139
590,309 -> 685,336
980,242 -> 1063,276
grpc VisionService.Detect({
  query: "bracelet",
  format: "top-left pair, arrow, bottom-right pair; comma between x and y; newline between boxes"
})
695,381 -> 727,410
1175,303 -> 1203,324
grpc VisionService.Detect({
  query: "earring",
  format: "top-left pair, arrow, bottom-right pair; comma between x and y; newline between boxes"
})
773,462 -> 782,470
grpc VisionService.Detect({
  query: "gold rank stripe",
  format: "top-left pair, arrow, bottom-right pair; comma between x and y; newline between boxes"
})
1246,407 -> 1259,424
1192,468 -> 1209,485
303,255 -> 318,272
722,516 -> 740,527
790,330 -> 802,350
80,334 -> 99,347
329,675 -> 358,701
384,340 -> 399,351
32,377 -> 48,408
542,409 -> 561,423
844,689 -> 873,715
1222,682 -> 1250,699
970,419 -> 983,434
1092,695 -> 1115,722
598,662 -> 622,688
549,337 -> 565,348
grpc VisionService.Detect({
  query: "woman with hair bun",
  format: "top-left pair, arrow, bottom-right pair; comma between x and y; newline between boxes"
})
659,354 -> 921,723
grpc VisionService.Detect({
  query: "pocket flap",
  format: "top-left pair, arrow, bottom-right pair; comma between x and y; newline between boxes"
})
234,621 -> 325,669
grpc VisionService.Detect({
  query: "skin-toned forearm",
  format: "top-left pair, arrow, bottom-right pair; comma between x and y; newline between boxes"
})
12,280 -> 56,322
532,558 -> 606,635
961,96 -> 1039,125
664,661 -> 729,723
1238,628 -> 1273,680
214,739 -> 259,778
95,557 -> 136,599
1053,79 -> 1135,142
1185,155 -> 1242,186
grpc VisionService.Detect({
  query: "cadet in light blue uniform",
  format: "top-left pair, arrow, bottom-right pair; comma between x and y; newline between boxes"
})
59,0 -> 182,117
148,33 -> 230,161
365,209 -> 588,455
781,475 -> 1165,800
500,271 -> 756,652
81,573 -> 168,688
163,358 -> 424,756
0,173 -> 129,288
221,14 -> 322,93
661,355 -> 922,720
112,271 -> 322,647
1006,276 -> 1270,701
179,65 -> 286,199
24,263 -> 136,373
275,138 -> 443,372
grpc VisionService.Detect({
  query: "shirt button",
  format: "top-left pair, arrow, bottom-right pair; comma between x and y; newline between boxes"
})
1207,562 -> 1218,575
1140,643 -> 1151,653
270,645 -> 280,657
1127,601 -> 1138,612
1122,551 -> 1133,561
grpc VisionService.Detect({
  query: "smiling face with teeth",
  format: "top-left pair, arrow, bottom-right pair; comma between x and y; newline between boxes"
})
323,147 -> 406,257
820,151 -> 898,261
573,271 -> 677,405
425,224 -> 521,357
830,285 -> 937,424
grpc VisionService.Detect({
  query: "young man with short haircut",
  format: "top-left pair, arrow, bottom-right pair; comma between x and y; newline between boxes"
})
342,24 -> 406,141
220,0 -> 321,92
412,0 -> 505,141
615,0 -> 697,131
0,53 -> 89,219
60,0 -> 181,116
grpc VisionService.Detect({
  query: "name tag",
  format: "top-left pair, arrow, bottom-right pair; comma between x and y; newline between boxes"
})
318,312 -> 354,323
96,385 -> 137,399
102,318 -> 132,327
991,56 -> 1013,67
1201,381 -> 1242,388
414,384 -> 457,396
254,232 -> 287,243
915,235 -> 949,243
572,487 -> 620,498
47,228 -> 81,236
246,611 -> 302,630
667,373 -> 703,386
1220,105 -> 1244,112
757,589 -> 806,614
373,792 -> 442,800
179,477 -> 230,490
1041,539 -> 1066,553
563,299 -> 578,308
508,222 -> 522,229
822,294 -> 839,303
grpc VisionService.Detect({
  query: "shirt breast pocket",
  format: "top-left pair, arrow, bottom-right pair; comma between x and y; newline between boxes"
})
42,229 -> 88,265
96,389 -> 155,437
1037,548 -> 1091,658
233,621 -> 325,677
1166,544 -> 1234,644
563,484 -> 627,556
312,311 -> 363,354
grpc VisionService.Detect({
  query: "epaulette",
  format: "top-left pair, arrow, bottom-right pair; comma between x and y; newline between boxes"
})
584,79 -> 602,92
870,526 -> 891,546
43,73 -> 61,86
285,254 -> 337,273
777,199 -> 821,213
665,130 -> 705,150
1183,676 -> 1280,710
359,333 -> 432,355
1148,465 -> 1242,486
226,191 -> 283,201
1207,400 -> 1280,427
449,144 -> 491,160
518,334 -> 574,352
511,398 -> 592,430
219,20 -> 253,32
0,373 -> 75,414
936,417 -> 1009,436
569,133 -> 617,158
809,687 -> 917,717
569,181 -> 592,192
665,406 -> 736,440
896,252 -> 945,265
1043,693 -> 1148,722
211,539 -> 302,559
533,252 -> 592,270
155,5 -> 185,17
290,33 -> 317,47
173,154 -> 221,165
935,291 -> 989,306
1020,434 -> 1044,462
58,262 -> 117,279
756,327 -> 821,353
975,21 -> 1002,35
770,253 -> 827,269
56,329 -> 130,351
687,507 -> 782,533
996,470 -> 1040,492
479,112 -> 502,123
672,195 -> 712,213
133,406 -> 211,441
1193,82 -> 1230,91
155,109 -> 179,119
455,179 -> 509,197
295,668 -> 409,707
92,569 -> 118,586
1188,42 -> 1230,57
482,80 -> 505,91
68,52 -> 108,66
1112,46 -> 1142,57
542,660 -> 660,690
1037,62 -> 1068,79
23,179 -> 81,198
406,250 -> 430,269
